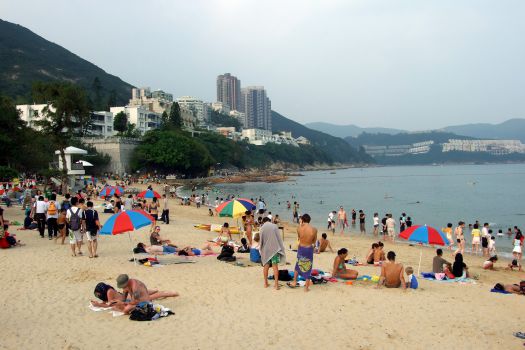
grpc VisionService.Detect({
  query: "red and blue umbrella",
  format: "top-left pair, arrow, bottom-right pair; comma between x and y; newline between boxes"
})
100,210 -> 153,235
400,225 -> 450,275
399,225 -> 450,246
99,186 -> 124,198
137,189 -> 161,199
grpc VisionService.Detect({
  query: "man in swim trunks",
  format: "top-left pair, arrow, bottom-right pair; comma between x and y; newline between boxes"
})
116,274 -> 179,314
315,233 -> 333,253
337,207 -> 346,235
377,251 -> 406,289
288,214 -> 317,292
386,214 -> 396,242
260,217 -> 286,290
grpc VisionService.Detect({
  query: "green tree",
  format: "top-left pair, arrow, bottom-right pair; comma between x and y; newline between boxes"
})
32,82 -> 91,192
168,102 -> 182,129
210,109 -> 242,131
133,129 -> 212,176
91,77 -> 103,111
113,111 -> 128,133
0,95 -> 26,168
123,123 -> 142,138
161,111 -> 169,128
105,89 -> 117,110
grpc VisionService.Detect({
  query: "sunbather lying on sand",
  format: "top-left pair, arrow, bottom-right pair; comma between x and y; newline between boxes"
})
91,275 -> 179,314
177,242 -> 216,256
494,281 -> 525,294
134,242 -> 177,255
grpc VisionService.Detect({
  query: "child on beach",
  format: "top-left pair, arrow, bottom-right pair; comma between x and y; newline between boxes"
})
471,223 -> 481,255
373,213 -> 379,236
442,223 -> 453,250
405,266 -> 418,289
488,236 -> 496,255
508,252 -> 522,271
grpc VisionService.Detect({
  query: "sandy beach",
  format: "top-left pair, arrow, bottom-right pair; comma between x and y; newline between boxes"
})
1,186 -> 524,350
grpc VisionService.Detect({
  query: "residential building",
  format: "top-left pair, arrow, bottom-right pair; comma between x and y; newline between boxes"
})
176,96 -> 209,123
229,110 -> 246,126
16,104 -> 114,137
241,128 -> 273,145
215,127 -> 240,141
240,86 -> 272,131
296,136 -> 310,145
216,73 -> 241,111
442,139 -> 525,154
110,106 -> 161,134
211,102 -> 230,115
130,87 -> 172,114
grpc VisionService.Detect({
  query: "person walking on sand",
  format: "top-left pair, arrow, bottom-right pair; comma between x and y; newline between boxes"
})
67,197 -> 85,256
259,217 -> 286,290
160,194 -> 170,224
337,207 -> 347,235
288,214 -> 318,292
84,201 -> 101,258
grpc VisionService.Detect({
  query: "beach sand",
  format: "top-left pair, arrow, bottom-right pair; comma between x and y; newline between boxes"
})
1,188 -> 524,350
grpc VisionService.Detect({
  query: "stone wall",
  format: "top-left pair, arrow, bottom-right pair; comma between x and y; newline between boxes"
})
82,137 -> 140,175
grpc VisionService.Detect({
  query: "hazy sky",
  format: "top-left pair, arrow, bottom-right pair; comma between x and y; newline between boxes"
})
2,0 -> 524,130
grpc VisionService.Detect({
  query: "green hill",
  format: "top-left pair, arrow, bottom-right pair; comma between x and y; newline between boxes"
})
0,19 -> 134,108
271,110 -> 372,164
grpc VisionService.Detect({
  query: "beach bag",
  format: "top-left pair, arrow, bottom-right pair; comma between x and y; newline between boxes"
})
0,238 -> 9,249
444,269 -> 455,280
217,245 -> 234,260
69,208 -> 81,231
129,302 -> 157,321
278,270 -> 292,281
47,201 -> 57,216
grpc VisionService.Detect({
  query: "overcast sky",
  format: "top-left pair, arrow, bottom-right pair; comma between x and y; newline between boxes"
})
2,0 -> 524,130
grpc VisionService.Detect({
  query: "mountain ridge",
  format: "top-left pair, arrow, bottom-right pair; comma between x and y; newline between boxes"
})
0,19 -> 134,106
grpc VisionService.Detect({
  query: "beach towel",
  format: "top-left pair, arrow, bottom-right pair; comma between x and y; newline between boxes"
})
88,304 -> 125,317
259,222 -> 286,266
295,245 -> 314,279
490,288 -> 511,294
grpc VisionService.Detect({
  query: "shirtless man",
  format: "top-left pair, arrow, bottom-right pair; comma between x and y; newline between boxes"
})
337,207 -> 347,235
288,214 -> 318,292
315,233 -> 333,253
377,251 -> 406,289
116,274 -> 179,314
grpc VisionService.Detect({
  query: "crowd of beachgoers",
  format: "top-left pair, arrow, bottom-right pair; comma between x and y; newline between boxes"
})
1,178 -> 524,321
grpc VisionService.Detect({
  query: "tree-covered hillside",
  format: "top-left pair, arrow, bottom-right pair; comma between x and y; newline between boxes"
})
0,19 -> 134,108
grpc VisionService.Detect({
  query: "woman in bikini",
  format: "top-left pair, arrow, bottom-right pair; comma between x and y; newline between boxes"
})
56,208 -> 68,245
333,248 -> 358,280
455,221 -> 465,255
149,197 -> 159,226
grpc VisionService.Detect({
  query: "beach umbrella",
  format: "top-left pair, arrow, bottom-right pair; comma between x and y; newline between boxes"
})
399,225 -> 450,275
137,189 -> 161,199
100,210 -> 154,262
215,198 -> 256,218
99,186 -> 124,198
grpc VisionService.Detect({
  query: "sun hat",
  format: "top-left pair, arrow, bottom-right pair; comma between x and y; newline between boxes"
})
116,274 -> 129,288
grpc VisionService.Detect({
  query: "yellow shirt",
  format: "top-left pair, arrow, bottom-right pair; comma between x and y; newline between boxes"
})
471,229 -> 481,238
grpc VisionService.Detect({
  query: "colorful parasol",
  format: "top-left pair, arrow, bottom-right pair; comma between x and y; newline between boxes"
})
215,198 -> 256,218
137,189 -> 161,199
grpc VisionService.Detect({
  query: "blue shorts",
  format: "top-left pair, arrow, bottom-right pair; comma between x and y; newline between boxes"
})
163,246 -> 176,254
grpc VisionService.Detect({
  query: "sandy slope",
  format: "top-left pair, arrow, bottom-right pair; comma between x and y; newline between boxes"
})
1,187 -> 524,350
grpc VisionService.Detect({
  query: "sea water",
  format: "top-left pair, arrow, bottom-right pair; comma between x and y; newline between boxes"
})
204,164 -> 525,257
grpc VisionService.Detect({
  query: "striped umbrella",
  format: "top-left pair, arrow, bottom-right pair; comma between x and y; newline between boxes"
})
100,210 -> 154,262
215,198 -> 256,218
99,186 -> 124,197
399,225 -> 450,275
137,189 -> 161,199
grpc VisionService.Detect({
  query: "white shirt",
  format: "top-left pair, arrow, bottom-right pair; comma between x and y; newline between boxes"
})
34,200 -> 47,214
328,212 -> 335,221
481,227 -> 489,237
267,214 -> 273,221
373,217 -> 380,226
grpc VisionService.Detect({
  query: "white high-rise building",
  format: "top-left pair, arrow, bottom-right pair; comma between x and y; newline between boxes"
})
176,96 -> 208,123
240,86 -> 272,131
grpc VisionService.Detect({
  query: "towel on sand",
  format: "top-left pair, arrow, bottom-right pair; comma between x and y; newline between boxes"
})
490,288 -> 511,294
259,222 -> 286,266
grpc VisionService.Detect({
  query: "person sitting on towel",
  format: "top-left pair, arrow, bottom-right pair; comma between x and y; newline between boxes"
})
177,242 -> 215,256
333,248 -> 358,279
149,226 -> 176,247
237,237 -> 250,253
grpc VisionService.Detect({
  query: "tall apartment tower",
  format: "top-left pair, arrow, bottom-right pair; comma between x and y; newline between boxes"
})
240,86 -> 272,131
216,73 -> 241,111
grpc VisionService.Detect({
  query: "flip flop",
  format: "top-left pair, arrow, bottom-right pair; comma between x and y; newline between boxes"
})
286,282 -> 300,289
514,332 -> 525,339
